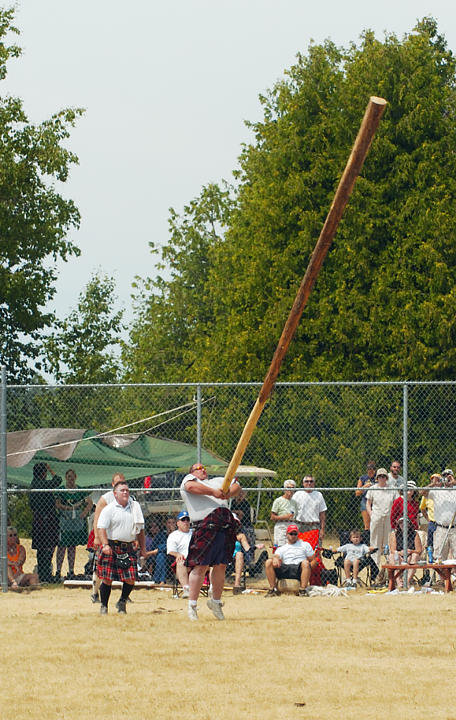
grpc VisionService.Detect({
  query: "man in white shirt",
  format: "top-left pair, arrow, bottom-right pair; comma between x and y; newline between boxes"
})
166,510 -> 193,597
293,475 -> 327,544
96,479 -> 147,615
387,460 -> 404,490
180,463 -> 240,621
422,469 -> 456,560
366,468 -> 398,569
264,524 -> 315,596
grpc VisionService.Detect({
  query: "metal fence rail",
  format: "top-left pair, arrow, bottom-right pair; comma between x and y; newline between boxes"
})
2,376 -> 456,590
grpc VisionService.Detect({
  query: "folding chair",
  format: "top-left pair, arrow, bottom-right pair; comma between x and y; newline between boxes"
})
332,530 -> 379,587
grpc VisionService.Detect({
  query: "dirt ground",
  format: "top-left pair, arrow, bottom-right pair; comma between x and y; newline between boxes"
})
1,580 -> 456,720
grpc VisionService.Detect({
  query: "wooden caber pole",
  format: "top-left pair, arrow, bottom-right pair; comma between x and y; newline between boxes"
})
221,96 -> 387,493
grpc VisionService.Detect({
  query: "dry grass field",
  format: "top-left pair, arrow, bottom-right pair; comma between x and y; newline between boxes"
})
1,580 -> 456,720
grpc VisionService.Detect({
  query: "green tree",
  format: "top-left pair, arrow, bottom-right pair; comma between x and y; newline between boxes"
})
0,8 -> 83,381
123,182 -> 234,381
127,18 -> 456,384
44,272 -> 124,384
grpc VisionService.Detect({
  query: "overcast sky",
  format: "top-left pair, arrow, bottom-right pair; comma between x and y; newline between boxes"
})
3,1 -> 456,329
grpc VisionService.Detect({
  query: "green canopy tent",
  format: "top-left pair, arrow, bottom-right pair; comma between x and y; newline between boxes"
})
6,429 -> 228,488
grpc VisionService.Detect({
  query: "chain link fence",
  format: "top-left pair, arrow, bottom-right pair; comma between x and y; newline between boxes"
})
2,380 -> 456,588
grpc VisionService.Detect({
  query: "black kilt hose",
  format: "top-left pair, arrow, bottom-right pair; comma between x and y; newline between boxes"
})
186,507 -> 240,568
97,541 -> 137,583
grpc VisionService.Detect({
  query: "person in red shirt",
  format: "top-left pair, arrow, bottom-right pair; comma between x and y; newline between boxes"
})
390,481 -> 420,529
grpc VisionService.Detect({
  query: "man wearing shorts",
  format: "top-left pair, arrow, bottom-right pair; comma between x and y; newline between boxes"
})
264,523 -> 315,597
180,463 -> 241,621
96,480 -> 147,615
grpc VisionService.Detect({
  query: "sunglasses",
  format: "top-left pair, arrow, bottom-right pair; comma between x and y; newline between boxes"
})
192,465 -> 206,471
179,517 -> 190,521
288,532 -> 298,536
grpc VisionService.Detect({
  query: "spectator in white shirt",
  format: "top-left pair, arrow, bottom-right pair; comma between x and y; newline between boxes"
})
293,475 -> 327,544
166,510 -> 193,597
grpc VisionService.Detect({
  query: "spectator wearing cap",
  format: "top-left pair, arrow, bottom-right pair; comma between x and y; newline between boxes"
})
355,461 -> 376,530
264,523 -> 315,597
421,469 -> 456,561
270,479 -> 298,547
366,468 -> 399,570
293,475 -> 327,544
390,480 -> 420,530
166,510 -> 193,597
387,460 -> 404,490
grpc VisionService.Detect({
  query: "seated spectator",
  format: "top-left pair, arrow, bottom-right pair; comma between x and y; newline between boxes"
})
270,479 -> 297,547
389,516 -> 423,587
336,529 -> 378,587
7,526 -> 39,589
231,531 -> 264,594
231,488 -> 256,561
166,510 -> 192,597
264,523 -> 315,597
390,480 -> 420,530
145,518 -> 168,584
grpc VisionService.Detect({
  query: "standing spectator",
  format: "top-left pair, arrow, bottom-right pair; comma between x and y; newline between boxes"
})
420,473 -> 442,558
388,460 -> 404,489
180,462 -> 240,621
293,475 -> 327,544
166,510 -> 192,596
270,479 -> 298,547
29,462 -> 62,583
390,481 -> 420,530
355,461 -> 376,530
365,468 -> 398,571
55,469 -> 92,580
421,469 -> 456,561
7,526 -> 39,589
96,479 -> 147,614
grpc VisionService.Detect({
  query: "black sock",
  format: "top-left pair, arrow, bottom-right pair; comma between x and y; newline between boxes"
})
120,582 -> 134,601
100,582 -> 112,607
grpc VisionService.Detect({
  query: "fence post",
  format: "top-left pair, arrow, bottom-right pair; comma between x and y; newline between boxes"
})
402,382 -> 409,588
196,384 -> 202,464
0,366 -> 7,592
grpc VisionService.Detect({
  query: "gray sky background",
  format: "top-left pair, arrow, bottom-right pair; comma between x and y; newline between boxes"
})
3,1 -> 456,329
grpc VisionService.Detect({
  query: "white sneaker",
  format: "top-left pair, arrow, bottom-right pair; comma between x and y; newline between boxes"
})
187,604 -> 198,621
207,597 -> 225,620
182,586 -> 190,599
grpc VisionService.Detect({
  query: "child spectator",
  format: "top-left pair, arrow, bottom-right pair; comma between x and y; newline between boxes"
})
337,529 -> 378,587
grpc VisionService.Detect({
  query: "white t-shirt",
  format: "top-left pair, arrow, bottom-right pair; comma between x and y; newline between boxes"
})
337,543 -> 370,561
97,499 -> 144,542
365,484 -> 398,519
293,490 -> 327,523
428,489 -> 456,526
180,474 -> 233,522
387,473 -> 404,489
166,529 -> 192,557
274,539 -> 314,564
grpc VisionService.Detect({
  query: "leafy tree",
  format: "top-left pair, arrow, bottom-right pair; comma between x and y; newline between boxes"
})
44,272 -> 124,384
127,18 -> 456,384
0,8 -> 83,381
123,182 -> 234,381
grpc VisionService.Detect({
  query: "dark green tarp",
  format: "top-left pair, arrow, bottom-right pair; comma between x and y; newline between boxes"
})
7,429 -> 227,488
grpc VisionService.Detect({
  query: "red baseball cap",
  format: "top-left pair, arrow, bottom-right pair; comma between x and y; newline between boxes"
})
287,524 -> 299,534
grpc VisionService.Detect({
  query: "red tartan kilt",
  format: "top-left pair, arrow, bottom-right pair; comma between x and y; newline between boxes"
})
96,546 -> 137,583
